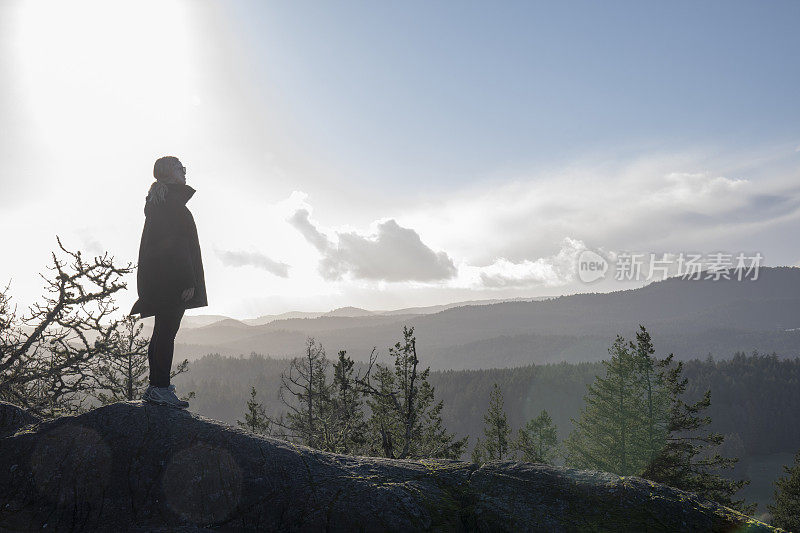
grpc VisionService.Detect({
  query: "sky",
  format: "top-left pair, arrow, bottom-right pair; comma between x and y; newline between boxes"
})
1,0 -> 799,319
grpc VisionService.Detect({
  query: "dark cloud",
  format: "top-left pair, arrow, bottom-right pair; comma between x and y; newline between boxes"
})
289,210 -> 456,282
216,250 -> 290,278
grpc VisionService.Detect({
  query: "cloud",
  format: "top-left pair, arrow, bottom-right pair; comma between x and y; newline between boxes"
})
287,208 -> 330,252
216,250 -> 290,278
276,148 -> 800,306
289,208 -> 457,282
398,152 -> 800,266
477,237 -> 585,288
76,228 -> 104,256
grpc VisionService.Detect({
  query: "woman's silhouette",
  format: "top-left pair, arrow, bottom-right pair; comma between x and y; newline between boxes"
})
130,156 -> 207,408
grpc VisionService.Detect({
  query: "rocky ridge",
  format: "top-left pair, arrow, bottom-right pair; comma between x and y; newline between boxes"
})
0,402 -> 775,532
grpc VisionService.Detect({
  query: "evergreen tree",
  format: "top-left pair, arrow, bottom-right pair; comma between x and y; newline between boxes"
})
473,383 -> 511,462
514,410 -> 558,464
365,363 -> 400,458
565,335 -> 647,475
319,350 -> 368,454
360,326 -> 467,459
94,315 -> 190,403
470,438 -> 484,464
769,451 -> 800,531
631,326 -> 669,469
641,353 -> 751,513
567,327 -> 749,510
237,386 -> 271,434
94,316 -> 149,403
272,337 -> 331,447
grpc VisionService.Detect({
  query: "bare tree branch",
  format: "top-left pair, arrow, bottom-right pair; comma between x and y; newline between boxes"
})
0,237 -> 132,416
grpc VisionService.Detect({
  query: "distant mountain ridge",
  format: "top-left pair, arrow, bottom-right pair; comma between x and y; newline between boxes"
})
168,267 -> 800,369
191,296 -> 553,328
141,297 -> 552,329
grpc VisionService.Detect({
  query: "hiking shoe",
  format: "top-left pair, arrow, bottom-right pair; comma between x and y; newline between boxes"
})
142,384 -> 180,399
141,384 -> 179,399
142,385 -> 155,402
167,384 -> 189,408
143,385 -> 189,409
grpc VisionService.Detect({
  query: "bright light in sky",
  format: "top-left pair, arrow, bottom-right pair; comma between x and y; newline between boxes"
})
14,0 -> 197,155
1,0 -> 799,319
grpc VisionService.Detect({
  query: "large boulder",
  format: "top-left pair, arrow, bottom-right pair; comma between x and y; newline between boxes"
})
0,402 -> 774,532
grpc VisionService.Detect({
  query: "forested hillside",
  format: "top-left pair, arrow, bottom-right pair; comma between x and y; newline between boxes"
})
174,350 -> 800,511
169,267 -> 800,368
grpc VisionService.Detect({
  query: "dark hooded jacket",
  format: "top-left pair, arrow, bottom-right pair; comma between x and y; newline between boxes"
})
130,183 -> 207,318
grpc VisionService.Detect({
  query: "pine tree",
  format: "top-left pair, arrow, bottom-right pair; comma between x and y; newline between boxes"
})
94,316 -> 149,403
641,353 -> 752,513
365,363 -> 400,458
471,438 -> 484,464
514,410 -> 558,464
565,335 -> 647,475
237,386 -> 271,434
567,327 -> 750,510
769,451 -> 800,531
473,383 -> 511,462
360,326 -> 467,459
631,326 -> 669,469
319,350 -> 368,454
94,315 -> 190,403
413,378 -> 466,459
272,337 -> 331,447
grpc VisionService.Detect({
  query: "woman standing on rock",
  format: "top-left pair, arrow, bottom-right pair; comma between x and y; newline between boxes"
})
130,156 -> 207,408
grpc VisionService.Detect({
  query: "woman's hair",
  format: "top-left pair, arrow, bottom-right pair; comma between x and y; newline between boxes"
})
147,156 -> 184,205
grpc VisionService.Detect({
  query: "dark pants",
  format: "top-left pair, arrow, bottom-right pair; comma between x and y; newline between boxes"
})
148,307 -> 185,388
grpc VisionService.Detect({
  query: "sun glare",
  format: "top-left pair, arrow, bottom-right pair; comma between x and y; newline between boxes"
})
11,0 -> 199,158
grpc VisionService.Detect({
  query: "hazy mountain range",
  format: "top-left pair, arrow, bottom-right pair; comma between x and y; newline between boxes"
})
142,296 -> 552,329
158,267 -> 800,369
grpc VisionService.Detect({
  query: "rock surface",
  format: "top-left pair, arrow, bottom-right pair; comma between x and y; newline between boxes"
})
0,401 -> 39,438
0,402 -> 774,532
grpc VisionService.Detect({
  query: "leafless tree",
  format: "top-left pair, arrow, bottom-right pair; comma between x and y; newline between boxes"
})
0,237 -> 131,416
